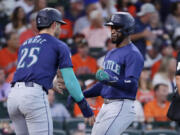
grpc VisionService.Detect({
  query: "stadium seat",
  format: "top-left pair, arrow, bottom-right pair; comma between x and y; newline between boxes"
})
146,121 -> 178,130
0,102 -> 9,118
128,122 -> 143,130
85,128 -> 92,135
53,129 -> 66,135
143,129 -> 178,135
121,129 -> 142,135
53,119 -> 64,130
89,47 -> 105,58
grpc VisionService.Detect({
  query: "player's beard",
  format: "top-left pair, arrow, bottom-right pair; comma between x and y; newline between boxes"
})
112,33 -> 125,46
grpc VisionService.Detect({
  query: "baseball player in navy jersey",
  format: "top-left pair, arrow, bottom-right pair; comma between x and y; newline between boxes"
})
7,8 -> 95,135
78,12 -> 144,135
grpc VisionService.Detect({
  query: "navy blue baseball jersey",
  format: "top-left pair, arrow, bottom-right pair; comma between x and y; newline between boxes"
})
12,33 -> 73,91
101,43 -> 144,99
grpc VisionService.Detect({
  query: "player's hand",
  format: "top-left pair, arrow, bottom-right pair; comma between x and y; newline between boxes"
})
96,69 -> 110,81
85,115 -> 95,126
52,70 -> 66,94
142,29 -> 154,39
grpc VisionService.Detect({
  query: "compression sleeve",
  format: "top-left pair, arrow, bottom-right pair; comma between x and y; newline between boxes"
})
83,82 -> 103,98
60,68 -> 84,102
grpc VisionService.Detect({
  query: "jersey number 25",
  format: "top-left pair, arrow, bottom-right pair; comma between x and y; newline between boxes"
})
17,47 -> 40,69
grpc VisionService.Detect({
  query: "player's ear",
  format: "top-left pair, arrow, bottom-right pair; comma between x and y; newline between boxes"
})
51,22 -> 56,29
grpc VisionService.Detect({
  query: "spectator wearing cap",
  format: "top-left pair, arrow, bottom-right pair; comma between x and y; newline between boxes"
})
144,83 -> 170,122
5,6 -> 27,36
81,10 -> 110,48
73,0 -> 102,35
65,0 -> 85,22
152,56 -> 176,93
19,12 -> 38,45
0,68 -> 11,102
131,3 -> 156,58
0,32 -> 19,76
71,39 -> 98,76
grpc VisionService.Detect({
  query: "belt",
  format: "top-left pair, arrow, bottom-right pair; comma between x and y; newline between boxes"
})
11,82 -> 47,94
104,98 -> 124,104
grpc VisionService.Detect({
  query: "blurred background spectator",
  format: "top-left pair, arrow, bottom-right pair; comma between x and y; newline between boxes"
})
165,1 -> 180,37
0,0 -> 180,134
5,7 -> 27,36
137,68 -> 154,105
131,3 -> 156,58
19,12 -> 38,45
0,32 -> 19,76
65,0 -> 84,23
81,9 -> 110,48
97,38 -> 116,67
144,83 -> 170,122
73,0 -> 101,35
152,56 -> 176,93
48,90 -> 71,121
15,0 -> 34,14
71,39 -> 98,76
0,68 -> 11,102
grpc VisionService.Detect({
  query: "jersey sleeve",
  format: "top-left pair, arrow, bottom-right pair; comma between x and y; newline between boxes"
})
58,44 -> 73,69
176,52 -> 180,75
125,52 -> 144,79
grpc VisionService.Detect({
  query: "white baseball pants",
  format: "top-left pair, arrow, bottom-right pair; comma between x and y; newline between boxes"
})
91,99 -> 135,135
7,82 -> 53,135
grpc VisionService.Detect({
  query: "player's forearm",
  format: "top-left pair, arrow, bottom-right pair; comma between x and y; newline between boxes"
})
60,68 -> 84,102
83,82 -> 103,98
131,32 -> 144,41
176,76 -> 180,95
104,77 -> 138,91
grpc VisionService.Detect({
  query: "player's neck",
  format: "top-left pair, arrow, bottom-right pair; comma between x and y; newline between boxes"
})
39,29 -> 55,36
117,37 -> 131,48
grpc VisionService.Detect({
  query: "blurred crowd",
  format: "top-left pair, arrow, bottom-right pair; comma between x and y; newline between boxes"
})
0,0 -> 180,134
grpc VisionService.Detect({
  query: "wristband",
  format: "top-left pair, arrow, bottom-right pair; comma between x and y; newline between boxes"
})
77,98 -> 94,118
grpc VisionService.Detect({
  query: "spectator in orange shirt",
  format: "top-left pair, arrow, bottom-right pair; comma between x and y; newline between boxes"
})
144,83 -> 170,122
55,4 -> 73,40
74,96 -> 103,117
19,12 -> 38,45
0,32 -> 19,76
136,68 -> 154,105
71,39 -> 98,76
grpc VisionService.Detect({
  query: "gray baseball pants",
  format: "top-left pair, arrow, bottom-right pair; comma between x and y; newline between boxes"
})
91,99 -> 135,135
7,82 -> 53,135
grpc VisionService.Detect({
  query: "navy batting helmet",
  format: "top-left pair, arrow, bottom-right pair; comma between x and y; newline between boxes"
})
105,12 -> 135,36
36,8 -> 66,29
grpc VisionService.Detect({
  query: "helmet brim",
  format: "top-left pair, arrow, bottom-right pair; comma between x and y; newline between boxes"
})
59,20 -> 66,25
104,22 -> 114,26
